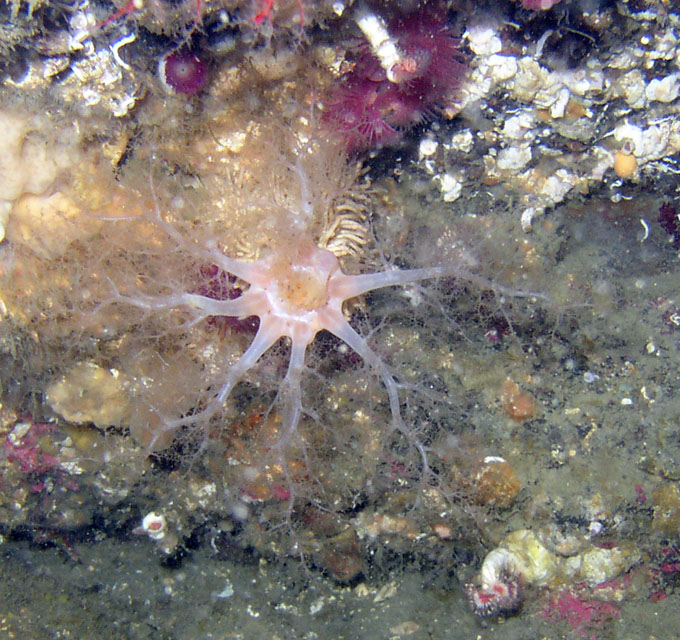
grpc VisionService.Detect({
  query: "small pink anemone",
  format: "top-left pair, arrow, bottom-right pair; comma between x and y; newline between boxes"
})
159,49 -> 207,95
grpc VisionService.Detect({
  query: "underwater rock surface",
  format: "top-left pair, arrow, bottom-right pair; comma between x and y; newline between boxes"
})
1,1 -> 680,637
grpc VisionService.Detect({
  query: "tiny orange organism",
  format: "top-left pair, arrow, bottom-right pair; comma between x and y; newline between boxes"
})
500,377 -> 537,421
473,457 -> 521,507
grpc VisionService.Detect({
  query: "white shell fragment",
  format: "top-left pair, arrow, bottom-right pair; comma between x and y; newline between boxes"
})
645,74 -> 680,103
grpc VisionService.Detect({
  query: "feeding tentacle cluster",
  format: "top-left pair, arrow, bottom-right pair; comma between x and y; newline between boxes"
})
103,183 -> 550,479
111,205 -> 456,467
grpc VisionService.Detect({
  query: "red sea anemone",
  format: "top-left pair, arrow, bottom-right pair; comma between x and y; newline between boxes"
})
159,49 -> 208,95
322,80 -> 408,151
383,10 -> 465,91
322,5 -> 465,152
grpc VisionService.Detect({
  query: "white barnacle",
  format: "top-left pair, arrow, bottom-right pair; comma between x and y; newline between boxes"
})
141,511 -> 167,540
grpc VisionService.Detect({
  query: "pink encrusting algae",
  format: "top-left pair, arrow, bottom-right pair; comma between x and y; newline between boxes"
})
542,588 -> 621,637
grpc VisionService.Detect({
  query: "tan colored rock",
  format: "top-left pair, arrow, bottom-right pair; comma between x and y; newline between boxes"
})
47,362 -> 130,427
